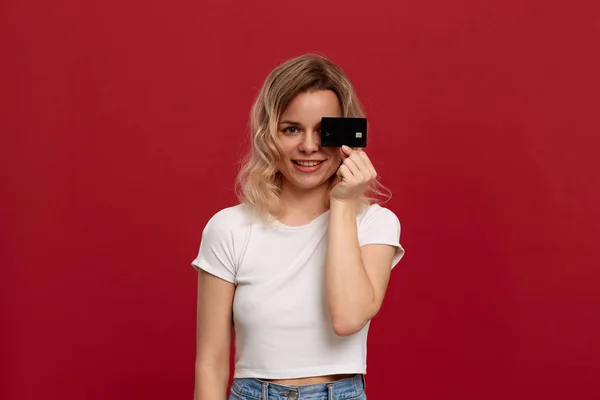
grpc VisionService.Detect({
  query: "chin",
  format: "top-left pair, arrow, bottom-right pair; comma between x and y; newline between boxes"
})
294,180 -> 329,190
292,173 -> 336,191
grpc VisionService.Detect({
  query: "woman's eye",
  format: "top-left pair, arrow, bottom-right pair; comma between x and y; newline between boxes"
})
283,126 -> 300,134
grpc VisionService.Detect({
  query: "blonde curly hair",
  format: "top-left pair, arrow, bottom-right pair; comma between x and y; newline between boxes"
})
235,54 -> 390,216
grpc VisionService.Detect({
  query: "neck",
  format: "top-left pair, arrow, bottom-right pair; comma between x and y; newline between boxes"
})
275,180 -> 331,225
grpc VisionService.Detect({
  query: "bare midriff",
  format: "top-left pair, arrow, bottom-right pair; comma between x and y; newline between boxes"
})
263,373 -> 355,386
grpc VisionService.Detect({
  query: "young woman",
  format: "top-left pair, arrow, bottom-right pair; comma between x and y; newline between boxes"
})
192,54 -> 404,400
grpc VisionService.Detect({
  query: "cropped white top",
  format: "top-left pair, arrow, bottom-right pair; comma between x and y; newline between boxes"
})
191,203 -> 404,379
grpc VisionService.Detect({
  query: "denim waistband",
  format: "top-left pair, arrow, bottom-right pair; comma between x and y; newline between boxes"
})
229,374 -> 366,400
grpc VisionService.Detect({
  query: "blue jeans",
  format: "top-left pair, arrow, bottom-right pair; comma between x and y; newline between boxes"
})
228,374 -> 367,400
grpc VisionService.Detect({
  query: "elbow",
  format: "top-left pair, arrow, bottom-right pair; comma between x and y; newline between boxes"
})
329,299 -> 380,336
331,316 -> 369,337
331,301 -> 382,336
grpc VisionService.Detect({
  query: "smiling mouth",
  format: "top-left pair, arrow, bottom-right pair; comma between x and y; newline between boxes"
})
293,160 -> 325,167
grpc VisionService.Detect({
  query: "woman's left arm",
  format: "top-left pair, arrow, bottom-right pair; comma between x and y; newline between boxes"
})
325,146 -> 398,336
325,199 -> 396,336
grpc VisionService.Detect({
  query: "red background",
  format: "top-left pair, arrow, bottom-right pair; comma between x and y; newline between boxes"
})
2,0 -> 599,399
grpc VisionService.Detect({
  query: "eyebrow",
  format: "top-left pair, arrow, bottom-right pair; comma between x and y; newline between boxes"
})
278,120 -> 302,126
278,120 -> 323,129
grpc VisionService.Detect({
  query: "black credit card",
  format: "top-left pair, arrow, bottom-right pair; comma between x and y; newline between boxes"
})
320,117 -> 368,148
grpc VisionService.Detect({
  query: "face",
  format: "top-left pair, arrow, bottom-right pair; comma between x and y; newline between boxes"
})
276,90 -> 342,192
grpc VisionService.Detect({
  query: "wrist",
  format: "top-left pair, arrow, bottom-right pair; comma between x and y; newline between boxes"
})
329,198 -> 358,214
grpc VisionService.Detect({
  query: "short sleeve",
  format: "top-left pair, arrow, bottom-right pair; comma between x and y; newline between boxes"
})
191,212 -> 237,283
358,205 -> 405,269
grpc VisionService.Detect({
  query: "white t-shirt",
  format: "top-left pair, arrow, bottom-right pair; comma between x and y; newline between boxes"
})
191,202 -> 404,379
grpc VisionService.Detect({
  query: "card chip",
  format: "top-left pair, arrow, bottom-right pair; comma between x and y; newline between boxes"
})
355,132 -> 363,138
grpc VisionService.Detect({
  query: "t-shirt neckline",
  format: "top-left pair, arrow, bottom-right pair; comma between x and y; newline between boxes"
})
272,210 -> 330,230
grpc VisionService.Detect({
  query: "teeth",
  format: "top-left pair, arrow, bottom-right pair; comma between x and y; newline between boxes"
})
296,161 -> 321,167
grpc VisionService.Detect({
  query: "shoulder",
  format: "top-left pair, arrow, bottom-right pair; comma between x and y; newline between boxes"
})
192,205 -> 254,279
199,204 -> 257,243
357,203 -> 401,230
356,203 -> 405,265
204,204 -> 255,231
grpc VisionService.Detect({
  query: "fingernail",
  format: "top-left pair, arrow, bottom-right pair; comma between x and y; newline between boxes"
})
342,145 -> 350,150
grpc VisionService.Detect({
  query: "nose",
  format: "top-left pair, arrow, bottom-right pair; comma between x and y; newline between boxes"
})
298,130 -> 320,153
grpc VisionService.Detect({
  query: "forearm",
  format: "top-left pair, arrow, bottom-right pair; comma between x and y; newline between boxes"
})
325,199 -> 377,336
194,362 -> 229,400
